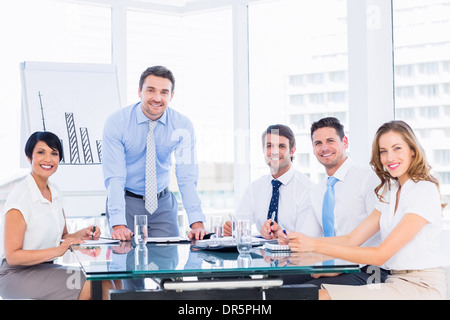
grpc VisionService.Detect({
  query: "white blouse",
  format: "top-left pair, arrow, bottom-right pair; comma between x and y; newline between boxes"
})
376,179 -> 447,270
1,173 -> 65,260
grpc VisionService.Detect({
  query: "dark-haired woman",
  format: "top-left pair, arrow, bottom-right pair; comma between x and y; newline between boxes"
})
0,131 -> 112,300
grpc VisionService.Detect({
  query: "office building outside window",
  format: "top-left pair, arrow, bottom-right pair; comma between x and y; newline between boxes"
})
249,0 -> 349,183
393,0 -> 450,210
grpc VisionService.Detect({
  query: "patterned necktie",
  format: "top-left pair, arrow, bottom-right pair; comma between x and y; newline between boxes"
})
322,176 -> 338,237
267,179 -> 282,223
145,120 -> 158,214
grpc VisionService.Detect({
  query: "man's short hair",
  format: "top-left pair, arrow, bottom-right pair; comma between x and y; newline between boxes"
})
139,65 -> 175,92
310,117 -> 345,140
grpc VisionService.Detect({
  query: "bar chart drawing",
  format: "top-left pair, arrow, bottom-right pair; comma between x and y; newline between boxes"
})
20,61 -> 120,192
64,112 -> 81,164
37,92 -> 102,165
62,112 -> 102,165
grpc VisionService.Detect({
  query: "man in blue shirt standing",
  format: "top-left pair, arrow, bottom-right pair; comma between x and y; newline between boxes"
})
102,66 -> 206,241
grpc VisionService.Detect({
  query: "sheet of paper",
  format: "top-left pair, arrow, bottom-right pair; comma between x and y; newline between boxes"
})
62,238 -> 120,246
146,236 -> 190,243
195,236 -> 266,246
79,239 -> 120,245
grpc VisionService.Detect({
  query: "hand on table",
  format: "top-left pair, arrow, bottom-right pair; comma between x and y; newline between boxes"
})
111,225 -> 134,241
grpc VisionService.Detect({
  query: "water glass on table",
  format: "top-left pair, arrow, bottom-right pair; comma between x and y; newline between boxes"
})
236,219 -> 252,254
134,215 -> 148,244
211,215 -> 223,238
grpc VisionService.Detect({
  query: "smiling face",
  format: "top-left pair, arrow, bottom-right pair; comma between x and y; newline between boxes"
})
264,133 -> 295,179
378,130 -> 415,186
312,127 -> 348,176
139,75 -> 174,121
28,141 -> 60,181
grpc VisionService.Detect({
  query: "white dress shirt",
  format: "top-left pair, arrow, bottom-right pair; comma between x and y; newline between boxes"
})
1,174 -> 65,261
377,179 -> 448,270
236,166 -> 319,235
310,158 -> 382,247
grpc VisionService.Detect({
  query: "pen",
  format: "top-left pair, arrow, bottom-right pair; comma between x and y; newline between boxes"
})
278,222 -> 287,236
269,211 -> 276,226
92,225 -> 96,240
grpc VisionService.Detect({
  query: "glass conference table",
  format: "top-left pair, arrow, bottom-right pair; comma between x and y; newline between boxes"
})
72,238 -> 360,300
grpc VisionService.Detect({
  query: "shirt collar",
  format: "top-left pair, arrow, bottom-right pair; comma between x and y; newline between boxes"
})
136,102 -> 168,126
392,178 -> 413,192
329,157 -> 352,182
273,165 -> 295,186
325,157 -> 353,184
26,173 -> 58,204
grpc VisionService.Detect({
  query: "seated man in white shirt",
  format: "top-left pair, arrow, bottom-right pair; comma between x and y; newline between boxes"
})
224,124 -> 319,237
282,117 -> 390,286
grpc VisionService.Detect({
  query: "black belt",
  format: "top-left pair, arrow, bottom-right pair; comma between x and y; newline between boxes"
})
125,187 -> 170,200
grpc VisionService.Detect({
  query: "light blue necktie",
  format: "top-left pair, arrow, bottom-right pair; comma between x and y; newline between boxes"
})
322,176 -> 338,237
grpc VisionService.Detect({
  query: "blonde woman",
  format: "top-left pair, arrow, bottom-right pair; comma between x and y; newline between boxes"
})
285,120 -> 448,299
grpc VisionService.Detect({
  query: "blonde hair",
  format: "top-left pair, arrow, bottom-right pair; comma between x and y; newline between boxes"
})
369,120 -> 445,208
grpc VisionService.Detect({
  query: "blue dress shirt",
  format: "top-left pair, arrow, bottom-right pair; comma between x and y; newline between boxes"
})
102,102 -> 205,228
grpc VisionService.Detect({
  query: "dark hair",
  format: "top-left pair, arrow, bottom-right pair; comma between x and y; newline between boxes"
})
310,117 -> 345,140
25,131 -> 63,162
139,66 -> 175,92
261,124 -> 296,161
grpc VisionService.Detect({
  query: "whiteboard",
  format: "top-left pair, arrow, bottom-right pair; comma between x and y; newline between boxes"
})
20,61 -> 121,193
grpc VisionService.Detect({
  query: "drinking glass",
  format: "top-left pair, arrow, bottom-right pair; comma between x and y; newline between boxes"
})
134,215 -> 148,244
236,219 -> 252,254
211,215 -> 223,238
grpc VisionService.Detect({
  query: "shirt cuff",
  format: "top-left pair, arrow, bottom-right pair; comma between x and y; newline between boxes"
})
109,211 -> 128,229
187,211 -> 206,228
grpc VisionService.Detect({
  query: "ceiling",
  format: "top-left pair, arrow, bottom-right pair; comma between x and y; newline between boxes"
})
132,0 -> 206,7
73,0 -> 267,14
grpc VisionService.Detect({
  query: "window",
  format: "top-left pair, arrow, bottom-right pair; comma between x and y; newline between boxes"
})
248,0 -> 348,182
329,71 -> 347,83
290,95 -> 305,106
395,86 -> 414,100
328,91 -> 347,104
289,75 -> 305,87
418,62 -> 440,76
0,0 -> 111,182
434,150 -> 450,166
419,106 -> 440,119
396,107 -> 415,120
395,64 -> 414,78
418,85 -> 439,98
393,0 -> 450,207
127,8 -> 234,214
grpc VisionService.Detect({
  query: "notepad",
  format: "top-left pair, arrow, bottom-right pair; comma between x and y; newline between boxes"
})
263,242 -> 291,252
